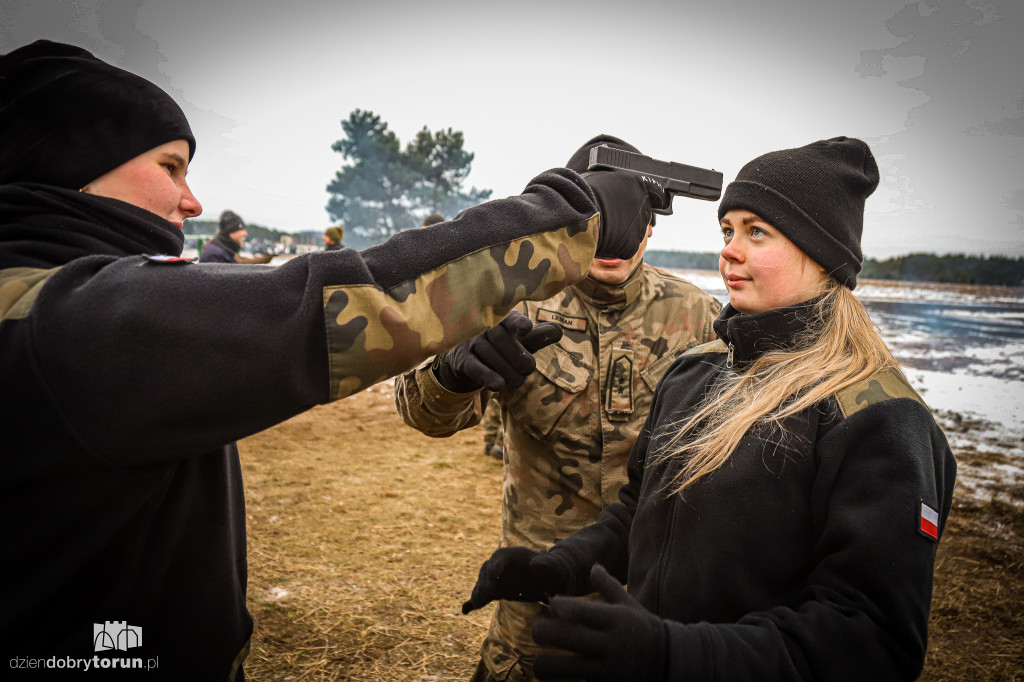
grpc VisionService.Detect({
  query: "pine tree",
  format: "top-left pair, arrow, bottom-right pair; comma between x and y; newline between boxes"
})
325,110 -> 492,249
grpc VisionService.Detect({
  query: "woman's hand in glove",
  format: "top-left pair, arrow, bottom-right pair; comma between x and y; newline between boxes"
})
532,564 -> 668,682
461,546 -> 570,614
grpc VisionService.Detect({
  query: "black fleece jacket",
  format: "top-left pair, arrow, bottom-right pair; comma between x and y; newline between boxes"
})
0,171 -> 598,679
547,302 -> 957,681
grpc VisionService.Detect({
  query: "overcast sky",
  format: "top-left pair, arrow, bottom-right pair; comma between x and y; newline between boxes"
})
3,0 -> 1022,258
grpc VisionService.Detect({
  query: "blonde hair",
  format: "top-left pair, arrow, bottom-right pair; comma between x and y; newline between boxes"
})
656,279 -> 900,494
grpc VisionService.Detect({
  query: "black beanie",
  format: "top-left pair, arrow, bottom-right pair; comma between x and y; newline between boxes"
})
218,210 -> 246,236
0,39 -> 196,189
717,137 -> 879,289
565,134 -> 641,173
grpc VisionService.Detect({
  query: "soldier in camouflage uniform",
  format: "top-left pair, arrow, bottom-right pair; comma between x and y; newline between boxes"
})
394,135 -> 722,681
0,43 -> 656,681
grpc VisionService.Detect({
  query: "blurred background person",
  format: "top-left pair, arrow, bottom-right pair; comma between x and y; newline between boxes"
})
323,225 -> 344,251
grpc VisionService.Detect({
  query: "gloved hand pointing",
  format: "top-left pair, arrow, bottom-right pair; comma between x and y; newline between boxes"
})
432,310 -> 563,393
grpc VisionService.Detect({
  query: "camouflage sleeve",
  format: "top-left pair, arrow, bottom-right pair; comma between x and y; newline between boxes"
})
325,169 -> 598,400
393,362 -> 487,437
393,296 -> 528,437
697,290 -> 722,344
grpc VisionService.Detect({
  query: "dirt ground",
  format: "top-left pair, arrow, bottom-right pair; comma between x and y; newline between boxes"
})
239,381 -> 1023,681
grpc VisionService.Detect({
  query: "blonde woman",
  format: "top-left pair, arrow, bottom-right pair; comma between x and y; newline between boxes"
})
461,137 -> 957,681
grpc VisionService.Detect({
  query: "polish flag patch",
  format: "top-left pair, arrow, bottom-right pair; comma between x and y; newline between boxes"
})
918,500 -> 940,540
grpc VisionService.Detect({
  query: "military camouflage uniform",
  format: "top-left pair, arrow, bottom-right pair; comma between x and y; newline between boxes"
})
0,169 -> 600,679
394,263 -> 721,680
482,396 -> 504,457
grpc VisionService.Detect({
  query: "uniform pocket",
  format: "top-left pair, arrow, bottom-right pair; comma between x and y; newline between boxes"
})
506,343 -> 594,442
640,352 -> 681,392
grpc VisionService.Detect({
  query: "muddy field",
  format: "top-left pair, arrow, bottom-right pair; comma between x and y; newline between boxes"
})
239,381 -> 1023,681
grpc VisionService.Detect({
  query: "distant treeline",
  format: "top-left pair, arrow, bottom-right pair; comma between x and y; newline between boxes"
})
645,250 -> 720,271
645,250 -> 1024,287
860,253 -> 1024,286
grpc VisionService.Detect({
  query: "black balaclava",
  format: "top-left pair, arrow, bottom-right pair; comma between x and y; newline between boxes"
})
717,137 -> 879,289
0,39 -> 196,189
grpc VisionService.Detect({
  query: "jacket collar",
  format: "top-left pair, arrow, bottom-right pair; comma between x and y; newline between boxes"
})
712,299 -> 821,366
0,182 -> 184,269
573,262 -> 645,309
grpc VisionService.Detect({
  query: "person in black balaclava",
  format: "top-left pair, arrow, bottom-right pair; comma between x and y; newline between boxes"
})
0,40 -> 656,680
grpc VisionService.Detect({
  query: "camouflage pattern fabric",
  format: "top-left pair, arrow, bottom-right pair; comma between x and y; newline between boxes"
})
684,340 -> 929,417
482,395 -> 504,450
394,263 -> 721,679
0,267 -> 60,321
326,217 -> 598,401
836,366 -> 929,416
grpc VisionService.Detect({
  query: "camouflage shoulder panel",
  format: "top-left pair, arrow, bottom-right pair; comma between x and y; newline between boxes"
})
0,267 -> 61,321
682,338 -> 728,356
835,367 -> 928,419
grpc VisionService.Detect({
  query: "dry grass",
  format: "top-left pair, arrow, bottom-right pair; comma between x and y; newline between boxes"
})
241,382 -> 500,681
926,493 -> 1024,681
240,382 -> 1024,681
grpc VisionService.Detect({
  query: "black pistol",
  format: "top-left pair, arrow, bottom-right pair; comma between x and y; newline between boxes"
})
588,145 -> 723,216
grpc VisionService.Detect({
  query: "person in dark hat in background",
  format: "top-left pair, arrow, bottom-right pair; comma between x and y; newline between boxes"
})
200,209 -> 250,263
422,212 -> 446,228
396,134 -> 721,682
0,40 -> 659,680
460,137 -> 957,681
323,225 -> 344,251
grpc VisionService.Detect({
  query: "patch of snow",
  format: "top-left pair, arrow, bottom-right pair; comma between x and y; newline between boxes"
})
906,368 -> 1023,440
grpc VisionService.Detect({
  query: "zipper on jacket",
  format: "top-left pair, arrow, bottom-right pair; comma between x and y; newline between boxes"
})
726,342 -> 734,368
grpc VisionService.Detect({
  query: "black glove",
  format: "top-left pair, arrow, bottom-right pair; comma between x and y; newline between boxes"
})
586,170 -> 667,260
432,311 -> 563,393
461,546 -> 570,614
532,564 -> 667,682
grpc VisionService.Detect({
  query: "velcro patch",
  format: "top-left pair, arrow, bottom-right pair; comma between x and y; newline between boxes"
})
919,500 -> 940,541
538,308 -> 587,332
606,346 -> 634,419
